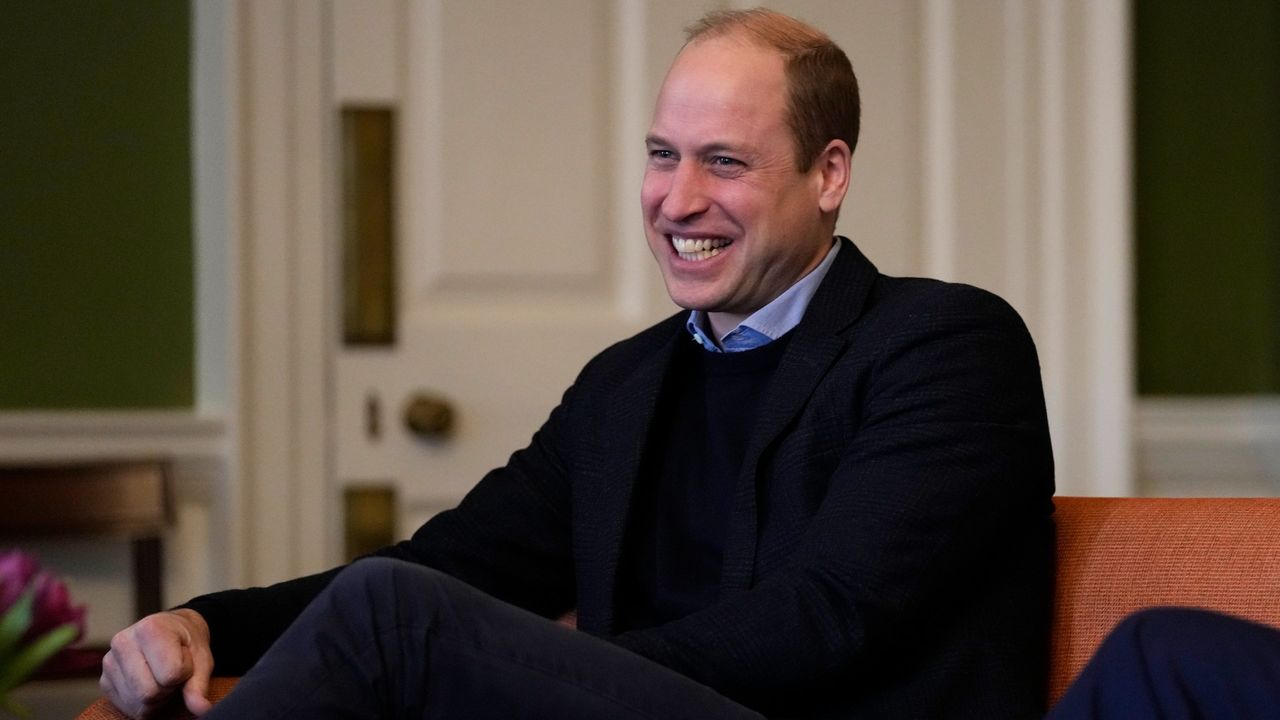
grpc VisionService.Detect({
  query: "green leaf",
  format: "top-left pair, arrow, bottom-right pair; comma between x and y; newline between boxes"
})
0,623 -> 78,696
0,590 -> 35,663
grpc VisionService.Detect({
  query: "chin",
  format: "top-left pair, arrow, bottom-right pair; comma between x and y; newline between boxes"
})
660,283 -> 697,310
664,287 -> 723,313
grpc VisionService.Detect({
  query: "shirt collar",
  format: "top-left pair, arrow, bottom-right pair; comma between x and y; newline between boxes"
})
686,239 -> 841,352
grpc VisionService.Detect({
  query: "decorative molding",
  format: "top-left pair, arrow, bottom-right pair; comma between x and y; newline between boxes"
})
1036,0 -> 1073,491
235,0 -> 335,585
193,0 -> 240,418
403,0 -> 444,309
1137,397 -> 1280,496
0,412 -> 228,461
193,0 -> 245,589
1001,0 -> 1030,315
1082,0 -> 1134,497
289,0 -> 335,580
613,0 -> 650,322
921,0 -> 956,282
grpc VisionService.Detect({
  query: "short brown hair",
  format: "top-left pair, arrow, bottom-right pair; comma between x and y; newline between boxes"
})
685,8 -> 860,172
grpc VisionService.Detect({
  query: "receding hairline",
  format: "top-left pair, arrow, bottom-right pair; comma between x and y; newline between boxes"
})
676,7 -> 861,175
682,7 -> 833,54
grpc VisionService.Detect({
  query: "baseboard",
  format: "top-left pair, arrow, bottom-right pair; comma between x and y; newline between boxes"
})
1137,396 -> 1280,497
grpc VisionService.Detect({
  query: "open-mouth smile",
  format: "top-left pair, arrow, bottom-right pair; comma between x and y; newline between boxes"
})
671,236 -> 732,262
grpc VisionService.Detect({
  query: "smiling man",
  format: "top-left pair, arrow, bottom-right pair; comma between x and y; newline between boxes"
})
642,29 -> 849,339
102,9 -> 1054,720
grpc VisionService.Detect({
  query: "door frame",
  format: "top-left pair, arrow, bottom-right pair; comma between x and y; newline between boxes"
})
205,0 -> 337,586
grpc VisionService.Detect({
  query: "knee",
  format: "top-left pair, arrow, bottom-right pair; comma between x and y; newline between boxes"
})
1105,607 -> 1250,663
328,558 -> 454,617
1111,607 -> 1197,640
335,556 -> 417,585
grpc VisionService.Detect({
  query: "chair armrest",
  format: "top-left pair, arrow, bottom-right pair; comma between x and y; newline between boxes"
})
76,677 -> 240,720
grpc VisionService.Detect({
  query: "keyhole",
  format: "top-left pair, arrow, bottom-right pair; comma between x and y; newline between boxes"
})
365,392 -> 381,440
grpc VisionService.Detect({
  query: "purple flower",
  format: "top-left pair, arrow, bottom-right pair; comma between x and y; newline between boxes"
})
0,550 -> 86,645
0,550 -> 39,613
27,571 -> 86,645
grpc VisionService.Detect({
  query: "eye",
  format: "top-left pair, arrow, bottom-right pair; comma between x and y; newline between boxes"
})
710,155 -> 744,170
647,148 -> 677,167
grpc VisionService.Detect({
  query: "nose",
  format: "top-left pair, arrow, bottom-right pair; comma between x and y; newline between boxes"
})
660,162 -> 710,222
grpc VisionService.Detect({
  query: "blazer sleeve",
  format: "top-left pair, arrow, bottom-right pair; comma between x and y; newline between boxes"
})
610,291 -> 1054,709
181,386 -> 580,675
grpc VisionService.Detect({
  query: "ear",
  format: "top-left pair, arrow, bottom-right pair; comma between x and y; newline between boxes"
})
813,139 -> 852,214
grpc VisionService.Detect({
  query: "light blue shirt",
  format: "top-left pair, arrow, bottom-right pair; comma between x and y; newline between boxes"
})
686,239 -> 841,352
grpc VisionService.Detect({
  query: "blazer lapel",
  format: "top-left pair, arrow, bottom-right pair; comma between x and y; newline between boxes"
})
719,238 -> 879,591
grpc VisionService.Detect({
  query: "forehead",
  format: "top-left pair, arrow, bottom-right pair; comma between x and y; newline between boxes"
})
650,37 -> 790,145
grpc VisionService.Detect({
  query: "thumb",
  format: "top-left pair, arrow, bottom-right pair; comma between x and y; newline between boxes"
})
182,646 -> 215,716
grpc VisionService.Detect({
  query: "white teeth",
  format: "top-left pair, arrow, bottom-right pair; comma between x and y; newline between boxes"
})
670,236 -> 731,261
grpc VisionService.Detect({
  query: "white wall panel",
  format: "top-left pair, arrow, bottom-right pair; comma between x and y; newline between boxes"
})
434,1 -> 610,286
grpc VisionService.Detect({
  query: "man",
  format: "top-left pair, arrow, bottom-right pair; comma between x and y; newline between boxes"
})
102,8 -> 1054,719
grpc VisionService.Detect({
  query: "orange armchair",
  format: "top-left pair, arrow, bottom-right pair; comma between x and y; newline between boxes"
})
79,496 -> 1280,718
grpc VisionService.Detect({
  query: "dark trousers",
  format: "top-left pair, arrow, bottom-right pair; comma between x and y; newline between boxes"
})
1048,608 -> 1280,720
204,558 -> 763,719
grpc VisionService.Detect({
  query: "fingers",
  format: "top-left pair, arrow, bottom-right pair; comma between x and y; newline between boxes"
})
183,684 -> 214,716
102,629 -> 164,718
98,669 -> 125,716
100,612 -> 204,719
183,641 -> 215,716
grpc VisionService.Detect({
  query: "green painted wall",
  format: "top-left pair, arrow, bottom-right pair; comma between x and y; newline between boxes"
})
1135,0 -> 1280,395
0,1 -> 193,409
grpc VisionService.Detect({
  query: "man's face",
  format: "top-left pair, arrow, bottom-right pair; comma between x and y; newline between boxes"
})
642,37 -> 835,321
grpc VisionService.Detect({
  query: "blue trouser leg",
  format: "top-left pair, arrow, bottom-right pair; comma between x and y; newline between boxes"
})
204,557 -> 764,720
1047,607 -> 1280,720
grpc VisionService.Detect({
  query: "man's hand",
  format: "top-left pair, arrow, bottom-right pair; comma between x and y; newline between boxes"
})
100,609 -> 215,719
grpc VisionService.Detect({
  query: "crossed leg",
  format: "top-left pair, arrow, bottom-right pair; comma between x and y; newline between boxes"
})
205,558 -> 763,720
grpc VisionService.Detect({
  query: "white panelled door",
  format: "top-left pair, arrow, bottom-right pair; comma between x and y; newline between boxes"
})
327,0 -> 676,542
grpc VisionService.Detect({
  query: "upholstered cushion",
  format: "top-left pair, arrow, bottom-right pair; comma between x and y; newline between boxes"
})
75,677 -> 239,720
1049,496 -> 1280,705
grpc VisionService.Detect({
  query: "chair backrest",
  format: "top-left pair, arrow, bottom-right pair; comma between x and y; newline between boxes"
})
1050,496 -> 1280,705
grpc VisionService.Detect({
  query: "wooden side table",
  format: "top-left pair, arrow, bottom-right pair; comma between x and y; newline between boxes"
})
0,460 -> 173,619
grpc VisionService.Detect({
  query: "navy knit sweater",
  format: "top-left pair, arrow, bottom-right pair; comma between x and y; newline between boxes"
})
618,331 -> 792,630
